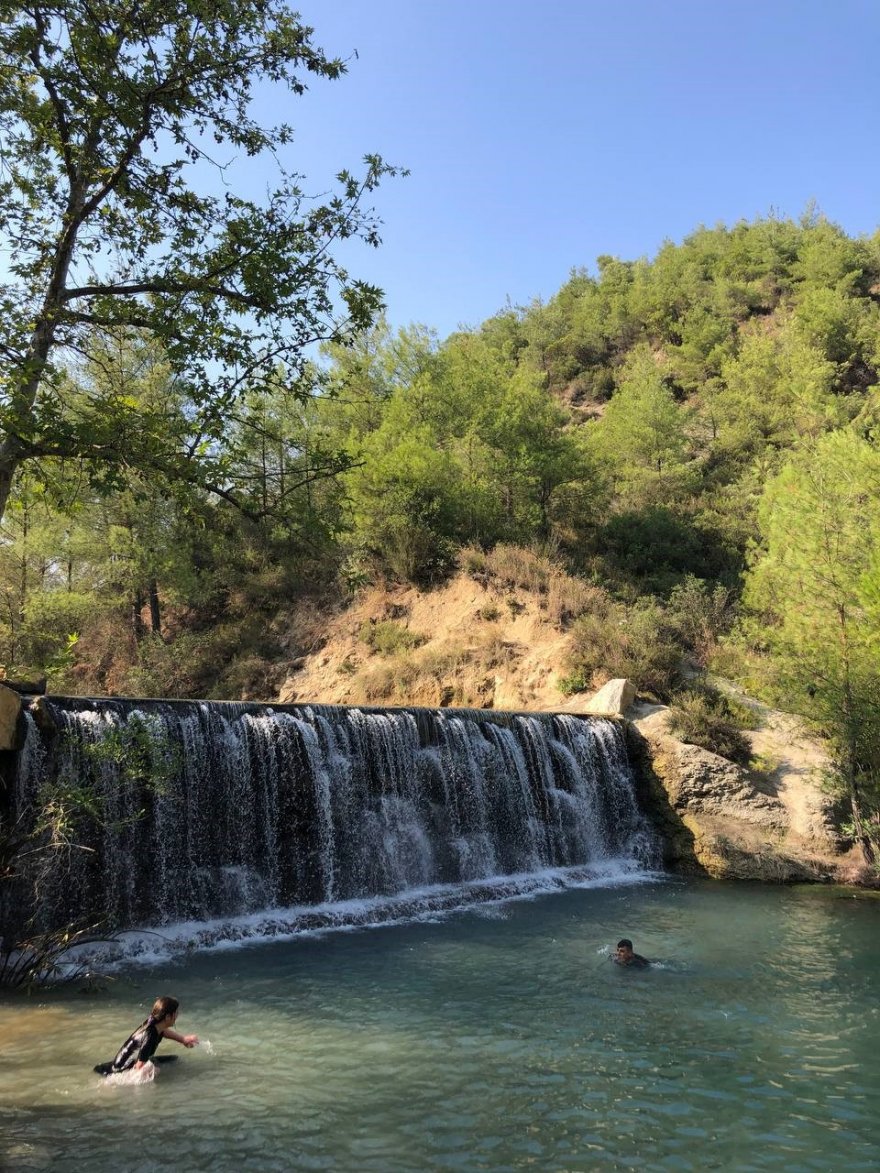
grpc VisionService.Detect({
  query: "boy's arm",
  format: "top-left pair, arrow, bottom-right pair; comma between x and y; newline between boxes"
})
164,1028 -> 199,1047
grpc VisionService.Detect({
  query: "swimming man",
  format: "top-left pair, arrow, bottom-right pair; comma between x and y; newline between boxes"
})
613,938 -> 650,968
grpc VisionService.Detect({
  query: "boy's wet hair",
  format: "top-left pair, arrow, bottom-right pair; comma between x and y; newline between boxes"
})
147,995 -> 180,1025
617,939 -> 633,950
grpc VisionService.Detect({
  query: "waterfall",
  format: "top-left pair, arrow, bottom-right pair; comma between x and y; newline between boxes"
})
9,698 -> 658,948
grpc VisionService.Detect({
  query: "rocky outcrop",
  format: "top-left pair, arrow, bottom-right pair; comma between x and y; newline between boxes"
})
649,738 -> 785,828
627,700 -> 841,883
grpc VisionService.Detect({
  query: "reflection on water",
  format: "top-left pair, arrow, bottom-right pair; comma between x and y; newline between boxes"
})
1,880 -> 879,1171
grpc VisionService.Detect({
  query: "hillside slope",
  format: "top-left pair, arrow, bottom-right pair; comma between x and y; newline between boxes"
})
278,571 -> 583,712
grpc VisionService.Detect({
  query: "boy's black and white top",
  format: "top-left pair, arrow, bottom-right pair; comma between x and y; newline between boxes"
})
112,1020 -> 161,1071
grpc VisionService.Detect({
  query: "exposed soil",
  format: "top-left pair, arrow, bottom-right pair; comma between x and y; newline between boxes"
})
278,574 -> 590,712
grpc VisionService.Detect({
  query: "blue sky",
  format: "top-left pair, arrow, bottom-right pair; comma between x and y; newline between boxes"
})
275,0 -> 878,338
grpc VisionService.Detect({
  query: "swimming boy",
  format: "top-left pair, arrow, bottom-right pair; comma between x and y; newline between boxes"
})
612,938 -> 650,968
111,995 -> 199,1072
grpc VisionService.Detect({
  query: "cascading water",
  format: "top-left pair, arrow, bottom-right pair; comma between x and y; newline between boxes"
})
8,697 -> 659,956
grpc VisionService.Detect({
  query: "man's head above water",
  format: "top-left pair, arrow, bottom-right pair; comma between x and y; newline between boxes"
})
613,939 -> 649,967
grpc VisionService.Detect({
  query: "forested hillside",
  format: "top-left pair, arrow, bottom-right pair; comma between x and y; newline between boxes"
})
3,213 -> 879,851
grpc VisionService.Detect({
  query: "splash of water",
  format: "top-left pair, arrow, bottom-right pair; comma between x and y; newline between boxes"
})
101,1062 -> 157,1087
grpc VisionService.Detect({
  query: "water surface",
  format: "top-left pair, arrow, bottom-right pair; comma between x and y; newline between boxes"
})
2,879 -> 878,1171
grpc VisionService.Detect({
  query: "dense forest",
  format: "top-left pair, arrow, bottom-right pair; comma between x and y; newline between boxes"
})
2,212 -> 880,851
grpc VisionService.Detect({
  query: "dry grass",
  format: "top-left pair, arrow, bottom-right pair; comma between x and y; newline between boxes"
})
483,544 -> 552,593
545,573 -> 606,628
349,634 -> 519,709
461,544 -> 606,630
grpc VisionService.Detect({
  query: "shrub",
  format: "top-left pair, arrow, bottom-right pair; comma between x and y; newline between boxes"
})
484,544 -> 551,593
599,507 -> 730,593
359,619 -> 425,656
15,590 -> 98,672
558,672 -> 589,696
545,573 -> 607,629
378,517 -> 456,584
115,617 -> 285,699
565,600 -> 683,700
118,631 -> 218,698
339,549 -> 374,595
209,654 -> 287,702
666,575 -> 735,663
418,643 -> 473,679
668,684 -> 753,764
460,546 -> 488,577
474,633 -> 520,671
462,543 -> 602,630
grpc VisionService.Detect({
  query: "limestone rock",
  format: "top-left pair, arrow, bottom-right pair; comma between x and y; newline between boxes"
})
627,700 -> 841,883
680,814 -> 826,882
30,695 -> 60,734
584,678 -> 637,716
0,683 -> 22,750
660,741 -> 786,829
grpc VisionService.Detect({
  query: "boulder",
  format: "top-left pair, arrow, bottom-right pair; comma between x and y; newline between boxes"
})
584,678 -> 637,716
30,695 -> 60,734
0,683 -> 23,750
658,740 -> 786,828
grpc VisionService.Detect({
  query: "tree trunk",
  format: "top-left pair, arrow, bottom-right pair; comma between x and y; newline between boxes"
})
131,591 -> 145,642
0,177 -> 88,525
148,579 -> 162,637
538,480 -> 551,539
17,509 -> 29,644
0,453 -> 20,528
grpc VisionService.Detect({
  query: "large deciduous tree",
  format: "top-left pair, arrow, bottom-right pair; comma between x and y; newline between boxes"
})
0,1 -> 400,522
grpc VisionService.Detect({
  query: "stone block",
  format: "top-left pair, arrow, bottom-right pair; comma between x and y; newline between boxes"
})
584,678 -> 637,716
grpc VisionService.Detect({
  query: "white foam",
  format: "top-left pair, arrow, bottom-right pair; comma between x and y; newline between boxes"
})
101,1062 -> 157,1087
64,862 -> 664,970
